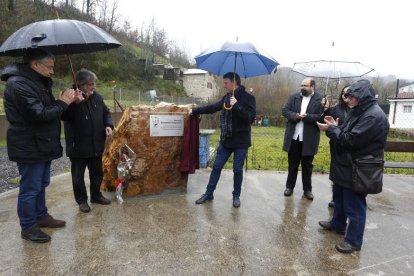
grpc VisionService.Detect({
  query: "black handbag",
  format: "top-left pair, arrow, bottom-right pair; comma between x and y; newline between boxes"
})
352,155 -> 384,194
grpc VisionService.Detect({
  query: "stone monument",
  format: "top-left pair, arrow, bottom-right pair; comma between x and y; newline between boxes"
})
102,102 -> 193,197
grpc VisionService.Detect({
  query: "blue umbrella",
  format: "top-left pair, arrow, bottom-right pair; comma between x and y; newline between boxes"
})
195,41 -> 279,78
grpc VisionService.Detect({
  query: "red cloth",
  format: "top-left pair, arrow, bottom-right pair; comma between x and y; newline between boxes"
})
180,115 -> 199,173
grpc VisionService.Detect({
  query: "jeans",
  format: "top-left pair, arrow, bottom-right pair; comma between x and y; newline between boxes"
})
17,162 -> 51,230
206,144 -> 248,197
331,184 -> 367,247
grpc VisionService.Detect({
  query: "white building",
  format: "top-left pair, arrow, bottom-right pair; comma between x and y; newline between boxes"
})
388,84 -> 414,129
182,69 -> 219,101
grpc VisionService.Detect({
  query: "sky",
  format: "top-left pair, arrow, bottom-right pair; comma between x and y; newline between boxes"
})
117,0 -> 413,79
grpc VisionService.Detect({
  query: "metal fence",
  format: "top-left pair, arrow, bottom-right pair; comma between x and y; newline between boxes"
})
112,88 -> 414,175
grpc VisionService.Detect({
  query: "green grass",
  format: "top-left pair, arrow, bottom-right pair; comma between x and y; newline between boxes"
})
207,126 -> 414,175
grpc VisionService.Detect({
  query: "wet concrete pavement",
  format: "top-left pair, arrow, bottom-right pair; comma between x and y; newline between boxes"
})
1,170 -> 413,275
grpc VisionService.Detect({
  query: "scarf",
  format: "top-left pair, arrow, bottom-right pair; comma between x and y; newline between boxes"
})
220,93 -> 233,141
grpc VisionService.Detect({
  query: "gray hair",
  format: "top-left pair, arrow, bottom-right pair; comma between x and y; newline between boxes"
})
75,69 -> 97,86
23,48 -> 55,63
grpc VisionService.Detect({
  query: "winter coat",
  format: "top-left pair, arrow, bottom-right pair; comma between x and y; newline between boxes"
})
326,80 -> 389,189
62,92 -> 113,158
324,103 -> 350,126
324,103 -> 351,177
1,63 -> 68,163
191,86 -> 256,148
282,91 -> 324,156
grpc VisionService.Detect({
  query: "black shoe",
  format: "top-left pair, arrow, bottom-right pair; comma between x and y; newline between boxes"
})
233,197 -> 241,208
328,200 -> 335,208
36,214 -> 66,228
21,226 -> 51,243
284,188 -> 293,196
318,221 -> 346,234
335,240 -> 361,253
91,194 -> 111,205
303,191 -> 314,200
195,193 -> 214,204
79,202 -> 91,213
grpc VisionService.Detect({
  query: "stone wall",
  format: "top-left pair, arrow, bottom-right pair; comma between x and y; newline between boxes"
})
183,73 -> 219,100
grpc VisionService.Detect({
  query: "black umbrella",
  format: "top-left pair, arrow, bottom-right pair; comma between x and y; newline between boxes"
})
0,19 -> 121,56
0,19 -> 122,88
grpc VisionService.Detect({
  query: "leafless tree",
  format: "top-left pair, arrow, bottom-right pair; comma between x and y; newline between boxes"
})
107,0 -> 118,32
98,0 -> 108,27
85,0 -> 98,16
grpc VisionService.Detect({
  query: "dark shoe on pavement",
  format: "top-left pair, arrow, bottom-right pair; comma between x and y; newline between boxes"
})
284,188 -> 293,197
91,194 -> 111,205
303,191 -> 314,200
37,214 -> 66,228
318,220 -> 346,234
233,196 -> 241,208
328,200 -> 335,208
21,226 -> 51,243
335,240 -> 361,253
195,193 -> 214,204
79,202 -> 91,213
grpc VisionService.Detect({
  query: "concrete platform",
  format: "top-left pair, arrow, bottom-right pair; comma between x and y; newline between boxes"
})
0,170 -> 413,275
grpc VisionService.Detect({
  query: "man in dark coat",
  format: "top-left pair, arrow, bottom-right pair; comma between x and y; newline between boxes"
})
1,49 -> 77,243
190,72 -> 256,208
282,77 -> 324,200
62,69 -> 114,213
317,79 -> 389,253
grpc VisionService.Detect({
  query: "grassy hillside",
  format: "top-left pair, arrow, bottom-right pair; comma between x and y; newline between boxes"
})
0,0 -> 187,105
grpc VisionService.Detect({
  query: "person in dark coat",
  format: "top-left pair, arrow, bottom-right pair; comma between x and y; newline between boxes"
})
317,79 -> 389,253
282,77 -> 324,200
323,85 -> 351,208
1,49 -> 77,243
190,72 -> 256,208
62,69 -> 114,213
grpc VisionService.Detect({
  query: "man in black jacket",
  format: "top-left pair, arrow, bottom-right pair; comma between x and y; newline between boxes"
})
1,49 -> 77,243
62,69 -> 114,213
190,72 -> 256,208
282,77 -> 324,200
317,79 -> 389,253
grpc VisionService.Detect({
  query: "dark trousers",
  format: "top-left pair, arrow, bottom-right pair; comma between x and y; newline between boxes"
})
331,185 -> 367,247
206,144 -> 248,197
70,156 -> 103,204
17,162 -> 51,230
286,139 -> 314,191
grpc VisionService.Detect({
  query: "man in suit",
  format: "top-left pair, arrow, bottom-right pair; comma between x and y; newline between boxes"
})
282,77 -> 324,200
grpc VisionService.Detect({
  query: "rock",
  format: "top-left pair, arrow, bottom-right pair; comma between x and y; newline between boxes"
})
102,102 -> 193,197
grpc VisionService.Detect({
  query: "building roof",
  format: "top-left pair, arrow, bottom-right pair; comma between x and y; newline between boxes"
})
388,92 -> 414,100
183,69 -> 209,75
399,84 -> 414,93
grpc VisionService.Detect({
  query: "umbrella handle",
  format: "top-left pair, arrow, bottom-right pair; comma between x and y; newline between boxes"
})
223,53 -> 237,110
223,91 -> 233,110
67,53 -> 78,89
223,103 -> 232,110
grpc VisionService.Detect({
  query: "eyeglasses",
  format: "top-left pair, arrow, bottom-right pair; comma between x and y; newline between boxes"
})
342,93 -> 353,99
300,84 -> 310,87
38,62 -> 54,70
